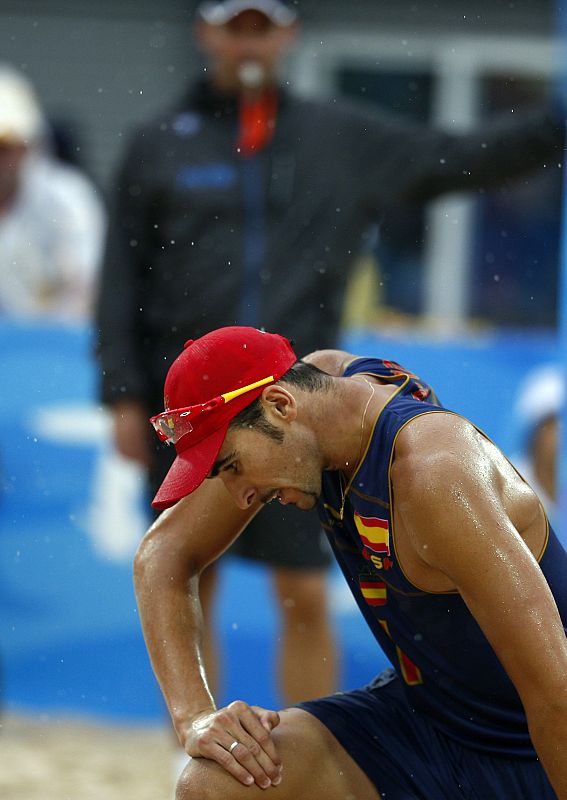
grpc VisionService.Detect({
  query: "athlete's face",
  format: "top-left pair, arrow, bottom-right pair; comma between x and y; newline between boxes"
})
196,11 -> 298,91
210,422 -> 323,511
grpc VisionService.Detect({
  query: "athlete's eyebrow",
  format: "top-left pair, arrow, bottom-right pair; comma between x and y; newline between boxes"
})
208,451 -> 237,479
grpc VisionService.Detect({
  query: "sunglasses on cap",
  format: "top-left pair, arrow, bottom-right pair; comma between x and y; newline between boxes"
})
150,374 -> 275,445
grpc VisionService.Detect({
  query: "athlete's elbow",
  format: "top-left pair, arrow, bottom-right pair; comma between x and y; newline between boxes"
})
133,520 -> 175,587
133,529 -> 158,589
133,518 -> 201,593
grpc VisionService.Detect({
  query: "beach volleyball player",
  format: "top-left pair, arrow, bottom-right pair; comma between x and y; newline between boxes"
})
135,326 -> 567,799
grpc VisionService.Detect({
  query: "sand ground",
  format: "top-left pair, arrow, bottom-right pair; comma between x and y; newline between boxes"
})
0,712 -> 180,800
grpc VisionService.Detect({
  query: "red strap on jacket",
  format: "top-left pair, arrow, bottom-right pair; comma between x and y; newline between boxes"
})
237,90 -> 278,157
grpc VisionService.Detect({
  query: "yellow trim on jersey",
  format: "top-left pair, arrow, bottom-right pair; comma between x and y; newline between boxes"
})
336,371 -> 410,518
349,485 -> 390,508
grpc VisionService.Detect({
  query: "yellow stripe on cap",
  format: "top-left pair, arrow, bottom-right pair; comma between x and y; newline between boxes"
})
221,375 -> 275,403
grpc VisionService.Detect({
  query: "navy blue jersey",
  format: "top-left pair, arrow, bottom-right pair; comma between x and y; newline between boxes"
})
318,356 -> 567,757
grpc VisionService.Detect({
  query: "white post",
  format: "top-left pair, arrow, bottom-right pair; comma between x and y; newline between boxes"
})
423,49 -> 479,333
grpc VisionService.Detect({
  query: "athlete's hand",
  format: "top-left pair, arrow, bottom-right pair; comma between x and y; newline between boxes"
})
183,701 -> 283,788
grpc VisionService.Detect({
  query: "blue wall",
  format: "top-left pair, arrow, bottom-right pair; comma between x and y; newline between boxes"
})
0,323 -> 558,721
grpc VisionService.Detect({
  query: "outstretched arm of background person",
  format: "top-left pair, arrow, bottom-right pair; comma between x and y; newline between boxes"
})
133,482 -> 282,789
393,413 -> 567,799
347,100 -> 564,209
401,105 -> 564,203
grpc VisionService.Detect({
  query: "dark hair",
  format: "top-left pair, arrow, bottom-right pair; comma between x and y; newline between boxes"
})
229,360 -> 332,439
278,360 -> 333,392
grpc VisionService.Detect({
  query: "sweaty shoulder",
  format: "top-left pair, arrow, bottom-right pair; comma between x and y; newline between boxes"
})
393,410 -> 485,474
391,410 -> 540,530
302,349 -> 358,377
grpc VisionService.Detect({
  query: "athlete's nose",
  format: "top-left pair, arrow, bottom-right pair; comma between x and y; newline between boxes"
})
223,476 -> 257,510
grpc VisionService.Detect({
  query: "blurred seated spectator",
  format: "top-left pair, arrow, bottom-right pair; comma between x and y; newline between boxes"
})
0,66 -> 105,322
514,363 -> 563,528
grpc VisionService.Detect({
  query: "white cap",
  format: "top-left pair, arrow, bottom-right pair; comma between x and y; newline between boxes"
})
515,363 -> 564,433
0,66 -> 45,145
198,0 -> 298,27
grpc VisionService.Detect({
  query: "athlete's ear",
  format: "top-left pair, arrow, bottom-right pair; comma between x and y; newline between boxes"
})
260,384 -> 297,422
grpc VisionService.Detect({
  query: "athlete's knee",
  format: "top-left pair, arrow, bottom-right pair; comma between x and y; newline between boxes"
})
175,710 -> 333,800
176,758 -> 226,800
175,759 -> 199,800
176,756 -> 270,800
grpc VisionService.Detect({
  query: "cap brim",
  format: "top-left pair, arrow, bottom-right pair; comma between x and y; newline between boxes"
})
152,425 -> 228,510
198,0 -> 297,27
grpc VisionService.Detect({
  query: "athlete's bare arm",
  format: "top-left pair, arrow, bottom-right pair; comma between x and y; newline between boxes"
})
133,482 -> 283,788
137,477 -> 380,800
302,349 -> 359,377
392,412 -> 567,799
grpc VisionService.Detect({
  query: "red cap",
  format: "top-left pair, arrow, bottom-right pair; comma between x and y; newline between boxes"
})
151,326 -> 297,509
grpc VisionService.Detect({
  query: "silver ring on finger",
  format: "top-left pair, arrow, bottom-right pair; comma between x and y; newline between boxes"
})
229,740 -> 240,754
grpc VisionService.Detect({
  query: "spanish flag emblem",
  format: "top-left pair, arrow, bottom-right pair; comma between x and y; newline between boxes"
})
359,579 -> 387,606
354,512 -> 390,555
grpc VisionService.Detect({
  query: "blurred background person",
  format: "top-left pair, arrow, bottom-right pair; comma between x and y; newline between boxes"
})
0,65 -> 105,322
95,0 -> 564,721
514,363 -> 564,530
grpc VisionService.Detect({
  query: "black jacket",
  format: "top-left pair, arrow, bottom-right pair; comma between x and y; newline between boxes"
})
96,79 -> 564,406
